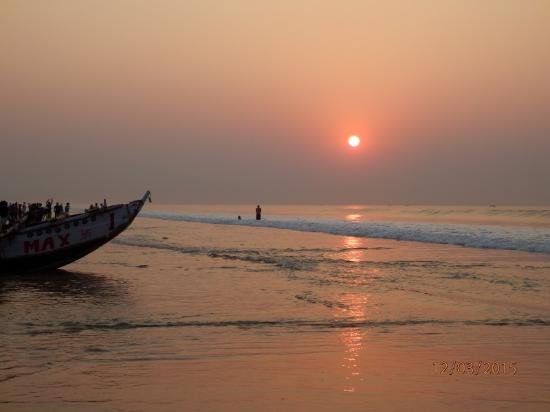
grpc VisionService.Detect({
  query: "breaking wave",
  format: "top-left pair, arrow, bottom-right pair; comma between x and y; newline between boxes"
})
141,211 -> 550,254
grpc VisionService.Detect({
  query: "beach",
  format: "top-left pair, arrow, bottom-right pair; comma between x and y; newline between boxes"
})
1,209 -> 550,411
3,0 -> 550,409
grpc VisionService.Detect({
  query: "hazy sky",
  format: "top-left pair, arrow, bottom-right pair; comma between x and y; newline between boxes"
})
1,0 -> 549,204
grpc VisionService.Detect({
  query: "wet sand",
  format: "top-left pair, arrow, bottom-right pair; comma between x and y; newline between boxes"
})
1,218 -> 549,411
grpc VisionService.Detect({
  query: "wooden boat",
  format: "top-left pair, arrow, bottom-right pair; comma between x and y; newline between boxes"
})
0,191 -> 151,274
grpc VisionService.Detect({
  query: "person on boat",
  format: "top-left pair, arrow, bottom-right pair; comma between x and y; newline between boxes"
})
57,202 -> 65,219
0,200 -> 8,229
64,202 -> 70,216
14,203 -> 21,220
255,205 -> 262,220
28,203 -> 44,224
45,200 -> 52,221
9,203 -> 18,223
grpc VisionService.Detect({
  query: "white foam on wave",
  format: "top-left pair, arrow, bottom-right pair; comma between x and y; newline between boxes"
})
141,211 -> 550,254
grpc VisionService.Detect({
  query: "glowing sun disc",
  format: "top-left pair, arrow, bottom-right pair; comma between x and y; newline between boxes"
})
348,135 -> 360,148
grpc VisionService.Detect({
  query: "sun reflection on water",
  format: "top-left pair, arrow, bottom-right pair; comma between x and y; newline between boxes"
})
341,236 -> 364,262
335,292 -> 369,393
345,213 -> 362,222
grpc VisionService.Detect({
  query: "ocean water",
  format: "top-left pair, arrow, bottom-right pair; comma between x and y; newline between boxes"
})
143,204 -> 550,253
1,205 -> 550,411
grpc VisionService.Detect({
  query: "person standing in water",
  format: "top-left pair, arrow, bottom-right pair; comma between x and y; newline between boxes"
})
255,205 -> 262,220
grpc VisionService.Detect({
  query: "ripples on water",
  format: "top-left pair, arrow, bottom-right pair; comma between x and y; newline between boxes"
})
1,218 -> 550,409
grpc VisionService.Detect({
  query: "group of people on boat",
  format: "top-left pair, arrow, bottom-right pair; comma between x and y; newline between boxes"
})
85,199 -> 108,213
0,199 -> 71,233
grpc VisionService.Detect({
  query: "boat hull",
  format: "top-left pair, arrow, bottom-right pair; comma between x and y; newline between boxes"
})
0,192 -> 150,274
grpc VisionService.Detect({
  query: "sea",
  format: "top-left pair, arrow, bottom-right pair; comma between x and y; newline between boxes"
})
1,204 -> 549,411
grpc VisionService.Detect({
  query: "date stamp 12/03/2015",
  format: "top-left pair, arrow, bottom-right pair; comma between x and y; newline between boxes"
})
433,361 -> 518,376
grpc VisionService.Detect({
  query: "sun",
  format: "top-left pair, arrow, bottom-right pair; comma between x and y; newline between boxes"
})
347,135 -> 360,148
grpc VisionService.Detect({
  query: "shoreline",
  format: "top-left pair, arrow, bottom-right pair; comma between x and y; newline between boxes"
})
136,212 -> 550,255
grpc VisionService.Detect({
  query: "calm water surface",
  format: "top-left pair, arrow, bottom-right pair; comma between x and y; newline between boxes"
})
1,210 -> 550,411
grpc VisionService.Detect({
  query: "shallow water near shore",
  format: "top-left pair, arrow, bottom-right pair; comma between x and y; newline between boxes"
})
1,215 -> 550,411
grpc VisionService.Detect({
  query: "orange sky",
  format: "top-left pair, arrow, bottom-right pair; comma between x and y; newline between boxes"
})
1,0 -> 549,203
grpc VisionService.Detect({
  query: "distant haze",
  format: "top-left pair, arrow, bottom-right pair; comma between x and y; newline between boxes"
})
1,1 -> 549,204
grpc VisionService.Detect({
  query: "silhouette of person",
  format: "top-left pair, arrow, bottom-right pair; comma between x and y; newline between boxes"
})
0,200 -> 7,229
255,205 -> 262,220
